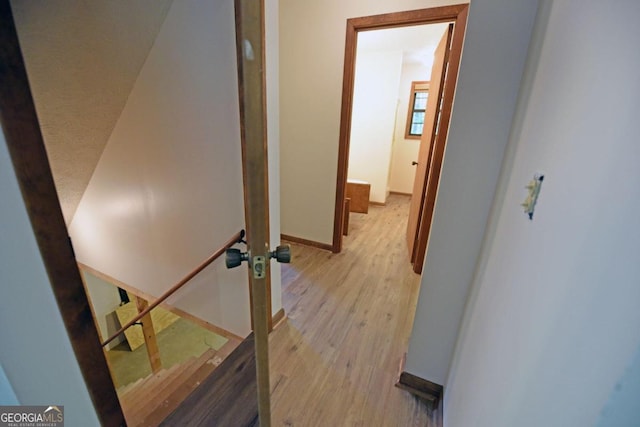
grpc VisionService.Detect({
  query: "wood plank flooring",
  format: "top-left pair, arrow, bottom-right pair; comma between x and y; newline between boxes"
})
272,194 -> 439,426
161,333 -> 258,427
119,337 -> 240,426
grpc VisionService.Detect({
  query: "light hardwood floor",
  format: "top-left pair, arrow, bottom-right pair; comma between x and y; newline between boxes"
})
271,194 -> 439,426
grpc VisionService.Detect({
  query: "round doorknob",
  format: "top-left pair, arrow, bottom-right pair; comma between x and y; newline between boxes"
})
270,244 -> 291,264
226,248 -> 248,269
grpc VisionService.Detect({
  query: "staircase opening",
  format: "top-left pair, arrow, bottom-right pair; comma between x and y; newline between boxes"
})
1,1 -> 267,424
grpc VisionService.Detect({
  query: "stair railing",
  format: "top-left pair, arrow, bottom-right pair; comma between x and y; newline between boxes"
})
101,230 -> 245,347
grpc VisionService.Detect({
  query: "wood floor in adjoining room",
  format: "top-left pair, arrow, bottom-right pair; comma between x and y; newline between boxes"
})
271,194 -> 439,426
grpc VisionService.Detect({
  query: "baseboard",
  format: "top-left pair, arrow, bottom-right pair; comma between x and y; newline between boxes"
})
369,201 -> 386,206
281,234 -> 333,251
395,353 -> 443,406
390,191 -> 412,197
271,308 -> 286,330
397,371 -> 443,405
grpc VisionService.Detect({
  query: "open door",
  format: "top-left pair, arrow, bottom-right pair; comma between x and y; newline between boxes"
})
406,10 -> 467,274
406,24 -> 452,266
332,5 -> 469,254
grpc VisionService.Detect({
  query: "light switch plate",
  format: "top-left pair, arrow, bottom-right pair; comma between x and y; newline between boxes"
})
522,174 -> 544,220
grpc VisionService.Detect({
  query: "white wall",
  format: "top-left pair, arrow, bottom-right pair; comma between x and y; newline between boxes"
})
280,0 -> 467,245
82,271 -> 124,350
388,62 -> 429,194
11,0 -> 173,224
347,50 -> 402,204
69,0 -> 253,338
0,363 -> 18,405
597,344 -> 640,427
404,0 -> 540,385
0,133 -> 98,424
444,1 -> 640,426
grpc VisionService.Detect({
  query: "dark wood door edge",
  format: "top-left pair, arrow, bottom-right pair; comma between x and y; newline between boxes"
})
0,2 -> 124,425
234,0 -> 272,424
411,6 -> 468,275
332,4 -> 469,254
396,371 -> 443,407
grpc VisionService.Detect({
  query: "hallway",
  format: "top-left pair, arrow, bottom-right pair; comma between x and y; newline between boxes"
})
270,194 -> 438,426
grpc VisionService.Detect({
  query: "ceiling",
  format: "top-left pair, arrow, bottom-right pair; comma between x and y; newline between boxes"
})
357,23 -> 450,68
10,0 -> 173,224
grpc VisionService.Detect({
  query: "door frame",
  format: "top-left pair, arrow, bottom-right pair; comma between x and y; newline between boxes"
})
0,3 -> 124,425
1,1 -> 273,424
331,4 -> 469,254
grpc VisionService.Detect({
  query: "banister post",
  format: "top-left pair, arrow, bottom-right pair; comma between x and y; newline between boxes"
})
135,296 -> 162,374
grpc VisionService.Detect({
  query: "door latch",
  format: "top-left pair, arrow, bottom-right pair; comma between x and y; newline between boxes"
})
226,244 -> 291,278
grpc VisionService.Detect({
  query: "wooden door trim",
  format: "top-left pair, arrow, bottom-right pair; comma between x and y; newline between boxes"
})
234,0 -> 273,334
0,2 -> 125,425
411,5 -> 468,274
234,0 -> 272,424
332,4 -> 469,253
406,24 -> 452,265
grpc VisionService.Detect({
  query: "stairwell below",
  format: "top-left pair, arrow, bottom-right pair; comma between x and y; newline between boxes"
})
116,336 -> 241,426
106,317 -> 229,388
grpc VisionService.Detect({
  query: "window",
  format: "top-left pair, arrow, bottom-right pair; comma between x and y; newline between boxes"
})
405,81 -> 430,139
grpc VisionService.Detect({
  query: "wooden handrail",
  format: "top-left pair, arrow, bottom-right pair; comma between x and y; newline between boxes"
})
101,230 -> 244,347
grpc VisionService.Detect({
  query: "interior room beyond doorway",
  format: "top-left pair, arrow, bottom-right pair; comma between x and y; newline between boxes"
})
345,22 -> 449,265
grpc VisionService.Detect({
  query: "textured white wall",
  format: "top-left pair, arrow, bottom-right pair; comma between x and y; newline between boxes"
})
11,0 -> 173,224
69,0 -> 252,337
404,0 -> 539,385
348,50 -> 402,204
444,1 -> 640,426
279,0 -> 467,244
0,133 -> 98,424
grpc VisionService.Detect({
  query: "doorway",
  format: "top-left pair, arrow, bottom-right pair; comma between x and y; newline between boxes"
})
344,22 -> 450,262
332,5 -> 468,275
